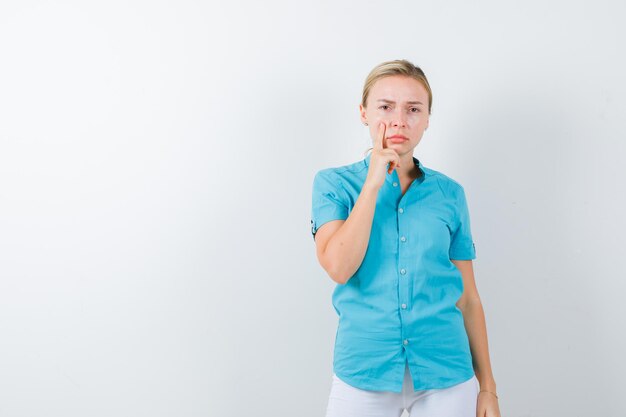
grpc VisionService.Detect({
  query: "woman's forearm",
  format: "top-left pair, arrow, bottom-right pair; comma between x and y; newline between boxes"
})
461,298 -> 497,391
324,184 -> 380,284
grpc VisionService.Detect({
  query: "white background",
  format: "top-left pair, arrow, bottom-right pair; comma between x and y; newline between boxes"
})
1,1 -> 625,416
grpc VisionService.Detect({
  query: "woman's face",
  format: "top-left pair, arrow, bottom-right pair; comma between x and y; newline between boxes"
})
359,75 -> 430,154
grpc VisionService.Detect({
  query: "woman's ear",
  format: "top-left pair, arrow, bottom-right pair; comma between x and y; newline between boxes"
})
359,103 -> 367,125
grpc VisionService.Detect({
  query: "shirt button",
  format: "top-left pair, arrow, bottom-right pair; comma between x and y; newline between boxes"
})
401,303 -> 407,309
400,268 -> 406,275
393,182 -> 398,187
403,339 -> 409,346
398,208 -> 404,214
400,236 -> 406,242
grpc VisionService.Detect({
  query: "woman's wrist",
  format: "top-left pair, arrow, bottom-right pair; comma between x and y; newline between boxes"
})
479,381 -> 497,391
476,372 -> 496,392
479,389 -> 499,399
477,375 -> 498,399
361,181 -> 381,196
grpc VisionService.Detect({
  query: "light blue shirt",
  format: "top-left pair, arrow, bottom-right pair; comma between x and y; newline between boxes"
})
310,152 -> 477,393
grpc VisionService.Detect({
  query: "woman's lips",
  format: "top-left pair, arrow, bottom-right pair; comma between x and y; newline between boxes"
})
387,135 -> 408,143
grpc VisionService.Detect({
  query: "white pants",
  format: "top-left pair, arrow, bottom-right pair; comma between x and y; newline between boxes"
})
325,361 -> 479,417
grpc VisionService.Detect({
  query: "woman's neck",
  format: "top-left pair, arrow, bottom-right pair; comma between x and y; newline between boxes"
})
396,154 -> 420,179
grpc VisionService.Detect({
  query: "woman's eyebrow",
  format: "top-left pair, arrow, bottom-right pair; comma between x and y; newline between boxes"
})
377,99 -> 424,105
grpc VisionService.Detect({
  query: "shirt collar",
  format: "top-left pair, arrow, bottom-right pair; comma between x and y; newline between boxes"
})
363,152 -> 425,184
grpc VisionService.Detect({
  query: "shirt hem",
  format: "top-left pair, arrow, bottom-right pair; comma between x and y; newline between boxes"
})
333,369 -> 476,394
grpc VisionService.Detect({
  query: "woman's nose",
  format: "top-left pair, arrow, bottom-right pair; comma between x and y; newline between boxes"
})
389,111 -> 407,127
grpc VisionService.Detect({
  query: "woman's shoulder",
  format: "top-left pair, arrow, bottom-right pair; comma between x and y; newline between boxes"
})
421,165 -> 467,197
314,157 -> 369,178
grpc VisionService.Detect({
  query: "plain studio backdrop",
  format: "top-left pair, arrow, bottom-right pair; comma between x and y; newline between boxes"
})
0,1 -> 625,416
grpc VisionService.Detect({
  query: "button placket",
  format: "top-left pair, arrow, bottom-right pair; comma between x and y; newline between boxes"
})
398,201 -> 409,316
397,193 -> 412,319
396,172 -> 418,350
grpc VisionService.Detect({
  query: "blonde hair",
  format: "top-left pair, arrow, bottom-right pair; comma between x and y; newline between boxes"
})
361,59 -> 432,157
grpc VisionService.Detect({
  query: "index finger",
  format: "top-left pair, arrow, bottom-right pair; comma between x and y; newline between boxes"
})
375,121 -> 387,150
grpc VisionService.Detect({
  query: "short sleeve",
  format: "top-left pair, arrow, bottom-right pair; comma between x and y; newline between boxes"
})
310,170 -> 349,240
449,186 -> 477,260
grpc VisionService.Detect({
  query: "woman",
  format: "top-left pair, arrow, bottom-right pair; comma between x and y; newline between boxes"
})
310,59 -> 501,417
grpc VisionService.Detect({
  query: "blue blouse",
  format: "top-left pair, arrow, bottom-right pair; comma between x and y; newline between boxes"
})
310,152 -> 477,393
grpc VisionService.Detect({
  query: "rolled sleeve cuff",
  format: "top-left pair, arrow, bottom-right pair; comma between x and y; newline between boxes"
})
449,241 -> 476,260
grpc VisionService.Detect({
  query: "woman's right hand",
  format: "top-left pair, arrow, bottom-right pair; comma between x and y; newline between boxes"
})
364,121 -> 401,191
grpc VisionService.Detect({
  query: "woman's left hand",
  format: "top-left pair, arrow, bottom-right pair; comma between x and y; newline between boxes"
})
477,391 -> 501,417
